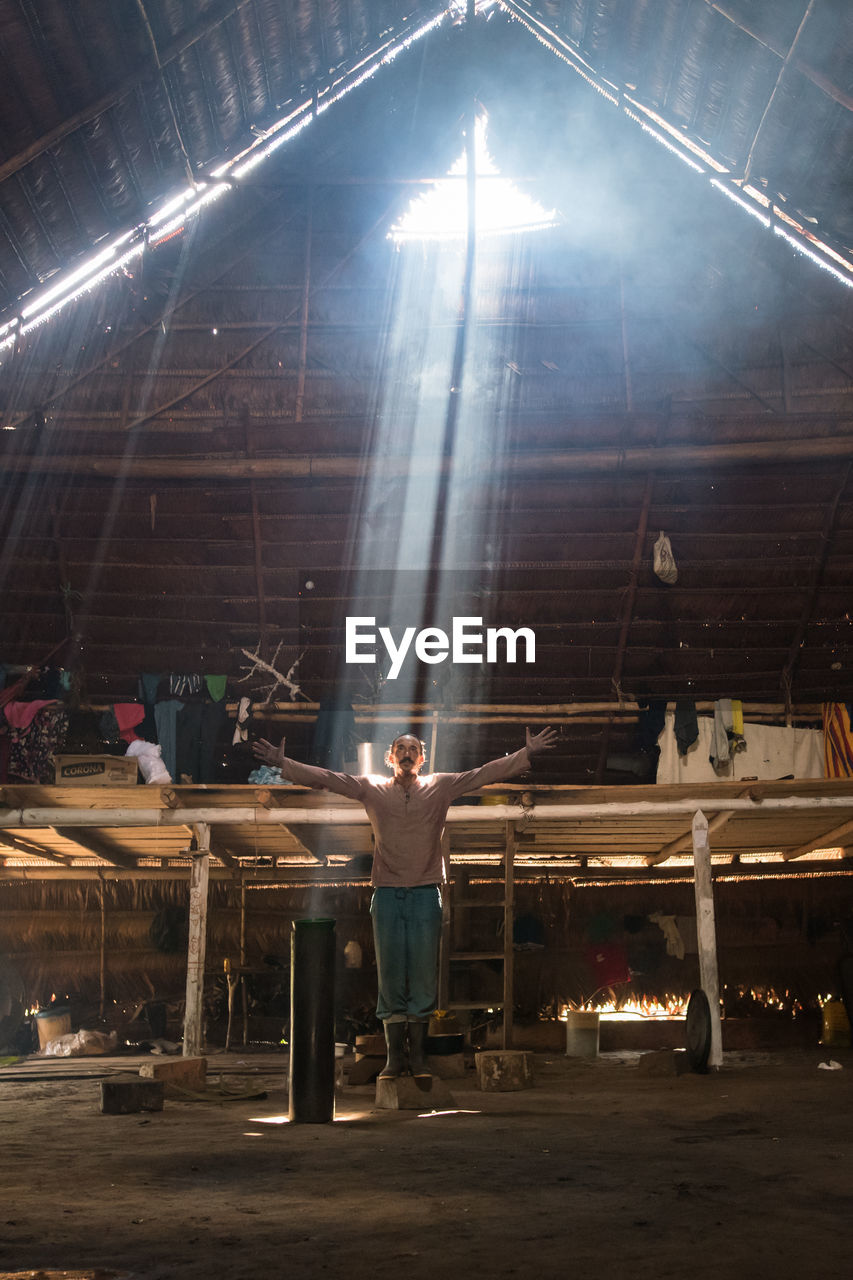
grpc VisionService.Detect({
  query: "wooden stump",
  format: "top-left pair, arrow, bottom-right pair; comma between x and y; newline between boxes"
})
100,1075 -> 164,1114
374,1074 -> 455,1110
139,1055 -> 207,1096
475,1050 -> 534,1092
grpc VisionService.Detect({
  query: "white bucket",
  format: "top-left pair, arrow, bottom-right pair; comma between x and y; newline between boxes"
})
36,1009 -> 72,1051
565,1011 -> 600,1058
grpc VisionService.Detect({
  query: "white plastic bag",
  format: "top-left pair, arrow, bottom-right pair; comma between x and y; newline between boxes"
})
44,1028 -> 118,1057
653,530 -> 678,584
125,738 -> 171,784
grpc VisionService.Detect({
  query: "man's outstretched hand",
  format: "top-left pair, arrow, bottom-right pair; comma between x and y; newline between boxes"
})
252,736 -> 286,767
526,726 -> 559,757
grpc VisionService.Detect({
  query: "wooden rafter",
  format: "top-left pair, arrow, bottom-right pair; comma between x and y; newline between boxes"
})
7,431 -> 853,481
3,197 -> 302,432
51,826 -> 138,870
782,817 -> 853,862
0,830 -> 69,865
646,807 -> 740,866
705,2 -> 853,113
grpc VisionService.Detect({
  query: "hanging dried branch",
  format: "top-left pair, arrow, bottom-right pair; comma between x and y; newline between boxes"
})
236,641 -> 309,706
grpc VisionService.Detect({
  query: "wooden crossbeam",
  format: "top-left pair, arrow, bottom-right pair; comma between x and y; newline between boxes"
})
782,817 -> 853,862
51,826 -> 138,870
0,830 -> 69,864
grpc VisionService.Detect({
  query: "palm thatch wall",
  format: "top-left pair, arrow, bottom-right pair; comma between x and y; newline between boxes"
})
2,873 -> 850,1033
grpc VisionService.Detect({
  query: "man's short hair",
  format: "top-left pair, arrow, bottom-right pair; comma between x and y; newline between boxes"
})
385,732 -> 428,769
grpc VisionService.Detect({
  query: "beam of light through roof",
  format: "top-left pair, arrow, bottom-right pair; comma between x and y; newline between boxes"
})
389,116 -> 558,243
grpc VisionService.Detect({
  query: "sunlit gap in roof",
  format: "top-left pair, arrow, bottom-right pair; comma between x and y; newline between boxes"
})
389,115 -> 559,243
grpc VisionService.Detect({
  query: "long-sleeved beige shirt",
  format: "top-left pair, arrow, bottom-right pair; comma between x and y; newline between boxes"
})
278,748 -> 530,887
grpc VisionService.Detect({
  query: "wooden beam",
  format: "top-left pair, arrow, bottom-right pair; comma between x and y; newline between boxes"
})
183,823 -> 211,1057
3,198 -> 302,434
502,821 -> 516,1052
0,830 -> 69,864
646,789 -> 755,865
1,858 -> 851,883
2,792 -> 853,830
208,830 -> 238,869
706,2 -> 853,114
99,882 -> 107,1018
692,809 -> 723,1069
742,0 -> 817,184
7,432 -> 853,481
51,827 -> 138,870
782,817 -> 853,861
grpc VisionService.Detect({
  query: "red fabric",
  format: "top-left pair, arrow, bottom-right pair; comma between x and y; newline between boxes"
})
114,703 -> 145,743
3,699 -> 57,730
585,942 -> 630,989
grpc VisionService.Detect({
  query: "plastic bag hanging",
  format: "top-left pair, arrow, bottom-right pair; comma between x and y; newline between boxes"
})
653,531 -> 678,584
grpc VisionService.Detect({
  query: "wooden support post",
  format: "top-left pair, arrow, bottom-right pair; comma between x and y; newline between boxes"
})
182,822 -> 210,1058
503,821 -> 516,1051
99,881 -> 106,1019
692,810 -> 723,1068
240,875 -> 248,1046
438,830 -> 451,1010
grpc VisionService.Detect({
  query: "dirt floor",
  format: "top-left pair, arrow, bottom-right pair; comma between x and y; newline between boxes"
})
1,1045 -> 851,1280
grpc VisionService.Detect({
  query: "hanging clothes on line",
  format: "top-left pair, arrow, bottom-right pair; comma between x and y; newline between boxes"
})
656,710 -> 823,783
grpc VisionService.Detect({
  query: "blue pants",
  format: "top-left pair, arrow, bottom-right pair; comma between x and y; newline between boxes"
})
370,885 -> 443,1023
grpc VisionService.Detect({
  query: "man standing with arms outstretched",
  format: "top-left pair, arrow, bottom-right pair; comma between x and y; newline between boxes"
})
253,726 -> 557,1079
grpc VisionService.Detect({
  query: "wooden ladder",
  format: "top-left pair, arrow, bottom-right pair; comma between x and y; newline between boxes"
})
439,820 -> 517,1049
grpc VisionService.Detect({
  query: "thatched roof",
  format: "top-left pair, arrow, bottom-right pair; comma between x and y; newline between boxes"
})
1,1 -> 853,788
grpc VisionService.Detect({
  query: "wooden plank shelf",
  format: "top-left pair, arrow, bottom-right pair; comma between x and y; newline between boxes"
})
445,1001 -> 505,1011
449,950 -> 504,961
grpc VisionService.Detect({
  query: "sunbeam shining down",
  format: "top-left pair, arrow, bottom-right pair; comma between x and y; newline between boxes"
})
389,115 -> 558,243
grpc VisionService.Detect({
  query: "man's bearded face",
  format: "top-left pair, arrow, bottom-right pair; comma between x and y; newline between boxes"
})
390,736 -> 425,775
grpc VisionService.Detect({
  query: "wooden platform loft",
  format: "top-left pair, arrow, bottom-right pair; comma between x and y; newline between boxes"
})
2,777 -> 853,880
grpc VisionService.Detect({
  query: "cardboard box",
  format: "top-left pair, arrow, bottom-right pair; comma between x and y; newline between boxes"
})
55,754 -> 139,786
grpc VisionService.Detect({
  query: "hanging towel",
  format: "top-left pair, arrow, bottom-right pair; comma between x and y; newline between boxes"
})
232,696 -> 251,745
3,700 -> 57,730
205,674 -> 227,703
711,699 -> 732,772
823,702 -> 853,778
114,703 -> 146,744
674,699 -> 698,756
649,913 -> 686,960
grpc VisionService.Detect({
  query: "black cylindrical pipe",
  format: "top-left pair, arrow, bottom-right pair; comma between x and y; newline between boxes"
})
289,917 -> 336,1123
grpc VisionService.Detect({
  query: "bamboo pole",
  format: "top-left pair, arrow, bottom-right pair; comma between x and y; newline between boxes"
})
5,793 -> 853,829
782,817 -> 853,862
6,432 -> 853,480
182,823 -> 211,1058
240,876 -> 248,1047
99,881 -> 106,1019
503,821 -> 516,1052
692,810 -> 723,1068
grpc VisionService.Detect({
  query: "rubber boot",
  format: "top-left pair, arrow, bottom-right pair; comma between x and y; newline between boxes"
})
378,1020 -> 406,1078
407,1020 -> 431,1078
